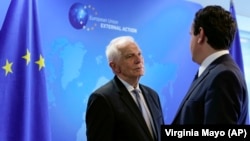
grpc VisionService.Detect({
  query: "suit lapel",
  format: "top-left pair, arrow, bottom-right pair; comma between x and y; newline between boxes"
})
184,69 -> 209,100
173,69 -> 209,122
113,76 -> 153,139
140,86 -> 159,140
185,54 -> 231,98
173,54 -> 231,122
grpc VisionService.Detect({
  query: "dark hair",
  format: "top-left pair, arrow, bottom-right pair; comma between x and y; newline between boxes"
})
193,5 -> 236,50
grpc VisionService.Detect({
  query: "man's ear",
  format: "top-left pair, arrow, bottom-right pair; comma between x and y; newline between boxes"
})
110,62 -> 120,73
198,27 -> 205,43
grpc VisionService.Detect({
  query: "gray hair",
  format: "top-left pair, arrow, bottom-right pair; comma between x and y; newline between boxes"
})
105,36 -> 136,63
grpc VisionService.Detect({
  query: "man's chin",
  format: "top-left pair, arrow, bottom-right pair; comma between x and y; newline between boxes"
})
139,73 -> 144,76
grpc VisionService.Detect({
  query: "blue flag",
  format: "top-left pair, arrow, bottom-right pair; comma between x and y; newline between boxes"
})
229,0 -> 245,75
0,0 -> 51,140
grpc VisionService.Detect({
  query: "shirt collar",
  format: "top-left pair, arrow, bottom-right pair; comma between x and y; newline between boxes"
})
117,76 -> 140,92
198,50 -> 229,77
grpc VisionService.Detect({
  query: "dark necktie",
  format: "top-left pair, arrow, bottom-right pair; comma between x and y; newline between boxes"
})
193,71 -> 199,82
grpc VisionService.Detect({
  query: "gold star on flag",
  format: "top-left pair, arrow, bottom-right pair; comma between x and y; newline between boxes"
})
35,55 -> 45,70
2,59 -> 13,76
22,49 -> 31,65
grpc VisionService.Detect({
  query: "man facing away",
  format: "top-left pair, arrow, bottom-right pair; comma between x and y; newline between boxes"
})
172,5 -> 249,124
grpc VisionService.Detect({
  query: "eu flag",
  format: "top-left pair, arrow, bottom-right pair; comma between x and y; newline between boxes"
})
0,0 -> 51,140
230,0 -> 249,124
229,0 -> 245,75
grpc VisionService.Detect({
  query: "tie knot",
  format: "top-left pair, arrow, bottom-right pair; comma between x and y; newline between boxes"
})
132,89 -> 140,95
132,89 -> 142,111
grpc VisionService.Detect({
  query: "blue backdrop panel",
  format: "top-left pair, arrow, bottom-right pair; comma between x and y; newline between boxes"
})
0,0 -> 202,141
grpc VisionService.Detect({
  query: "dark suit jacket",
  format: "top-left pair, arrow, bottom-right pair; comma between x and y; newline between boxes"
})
86,75 -> 164,141
172,54 -> 249,124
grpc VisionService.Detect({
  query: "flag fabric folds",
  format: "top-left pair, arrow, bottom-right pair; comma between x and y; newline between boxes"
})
229,0 -> 245,75
230,0 -> 249,125
0,0 -> 51,140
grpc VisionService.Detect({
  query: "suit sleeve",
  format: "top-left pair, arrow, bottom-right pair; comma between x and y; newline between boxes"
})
204,70 -> 243,124
85,93 -> 114,141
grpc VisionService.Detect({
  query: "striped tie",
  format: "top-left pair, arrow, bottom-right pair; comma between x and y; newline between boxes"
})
132,89 -> 156,140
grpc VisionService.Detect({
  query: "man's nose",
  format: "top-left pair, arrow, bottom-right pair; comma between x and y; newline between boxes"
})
135,55 -> 143,63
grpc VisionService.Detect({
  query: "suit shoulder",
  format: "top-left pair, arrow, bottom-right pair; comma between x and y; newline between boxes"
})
91,79 -> 121,99
139,84 -> 158,94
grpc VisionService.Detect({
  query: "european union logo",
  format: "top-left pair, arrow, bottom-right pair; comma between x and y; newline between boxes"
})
0,0 -> 51,140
